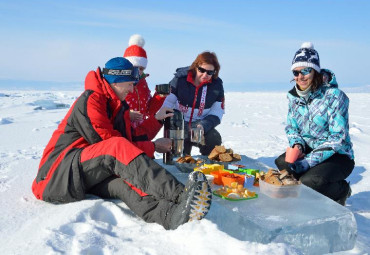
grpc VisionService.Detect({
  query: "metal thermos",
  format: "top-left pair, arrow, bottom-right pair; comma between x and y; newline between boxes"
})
163,109 -> 184,164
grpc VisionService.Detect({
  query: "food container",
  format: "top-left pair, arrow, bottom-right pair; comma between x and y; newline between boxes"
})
227,164 -> 239,171
259,179 -> 301,198
211,170 -> 228,185
204,163 -> 224,172
243,174 -> 255,188
239,168 -> 259,176
207,159 -> 230,169
221,172 -> 245,187
205,174 -> 216,190
195,163 -> 224,175
194,166 -> 211,174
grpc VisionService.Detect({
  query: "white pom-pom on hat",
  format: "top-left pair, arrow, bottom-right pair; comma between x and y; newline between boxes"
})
301,42 -> 314,49
124,34 -> 148,68
128,34 -> 145,47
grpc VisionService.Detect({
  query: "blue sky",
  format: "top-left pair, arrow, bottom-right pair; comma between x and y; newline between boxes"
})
0,0 -> 369,91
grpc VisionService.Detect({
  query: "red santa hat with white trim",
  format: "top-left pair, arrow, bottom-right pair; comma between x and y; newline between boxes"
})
123,34 -> 147,68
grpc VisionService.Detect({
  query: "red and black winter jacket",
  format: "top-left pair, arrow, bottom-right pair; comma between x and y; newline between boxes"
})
125,75 -> 165,128
32,68 -> 162,203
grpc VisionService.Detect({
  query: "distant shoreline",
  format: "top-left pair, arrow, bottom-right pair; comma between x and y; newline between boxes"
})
0,80 -> 369,93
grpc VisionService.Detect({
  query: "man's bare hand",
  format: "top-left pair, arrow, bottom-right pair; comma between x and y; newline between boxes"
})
154,138 -> 172,153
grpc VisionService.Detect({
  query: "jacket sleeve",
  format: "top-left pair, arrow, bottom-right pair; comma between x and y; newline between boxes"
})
161,93 -> 178,109
200,115 -> 220,134
147,92 -> 166,116
73,91 -> 122,144
134,115 -> 163,140
200,101 -> 224,133
304,91 -> 350,167
131,115 -> 163,158
285,98 -> 306,149
200,82 -> 225,133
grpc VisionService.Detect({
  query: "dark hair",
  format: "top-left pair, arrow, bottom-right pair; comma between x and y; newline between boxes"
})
189,51 -> 220,79
311,70 -> 323,91
291,69 -> 323,91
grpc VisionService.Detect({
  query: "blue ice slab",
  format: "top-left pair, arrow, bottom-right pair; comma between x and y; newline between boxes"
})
157,155 -> 357,255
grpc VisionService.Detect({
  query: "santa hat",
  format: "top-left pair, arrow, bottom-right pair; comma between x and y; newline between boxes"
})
291,42 -> 320,73
123,34 -> 148,68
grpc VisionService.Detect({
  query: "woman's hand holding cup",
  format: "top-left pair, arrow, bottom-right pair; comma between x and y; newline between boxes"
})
285,145 -> 304,163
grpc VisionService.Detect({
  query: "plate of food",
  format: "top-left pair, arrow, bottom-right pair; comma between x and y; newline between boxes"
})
174,155 -> 205,173
212,183 -> 258,201
207,145 -> 242,168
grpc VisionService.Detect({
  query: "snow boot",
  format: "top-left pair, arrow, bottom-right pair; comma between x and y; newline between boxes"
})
167,171 -> 212,230
336,182 -> 352,206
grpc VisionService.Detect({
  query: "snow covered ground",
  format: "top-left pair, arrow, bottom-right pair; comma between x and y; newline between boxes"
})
0,90 -> 369,254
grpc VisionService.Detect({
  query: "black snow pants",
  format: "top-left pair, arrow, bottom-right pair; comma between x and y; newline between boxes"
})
275,152 -> 354,201
79,140 -> 184,229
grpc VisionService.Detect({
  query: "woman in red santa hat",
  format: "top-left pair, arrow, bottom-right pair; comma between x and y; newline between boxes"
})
124,34 -> 167,128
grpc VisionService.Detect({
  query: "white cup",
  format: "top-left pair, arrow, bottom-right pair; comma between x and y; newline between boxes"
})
205,174 -> 215,190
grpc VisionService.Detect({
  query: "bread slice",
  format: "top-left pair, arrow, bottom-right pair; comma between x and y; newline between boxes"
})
208,148 -> 220,160
215,145 -> 226,153
232,153 -> 241,161
264,175 -> 283,186
219,153 -> 233,162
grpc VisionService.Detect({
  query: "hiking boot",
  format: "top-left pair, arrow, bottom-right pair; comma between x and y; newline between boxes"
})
167,171 -> 212,230
336,183 -> 352,206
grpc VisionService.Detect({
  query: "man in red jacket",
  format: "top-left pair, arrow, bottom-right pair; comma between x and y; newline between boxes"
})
32,57 -> 212,230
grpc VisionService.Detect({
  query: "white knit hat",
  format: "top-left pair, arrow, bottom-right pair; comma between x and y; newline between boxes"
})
123,34 -> 148,68
291,42 -> 320,72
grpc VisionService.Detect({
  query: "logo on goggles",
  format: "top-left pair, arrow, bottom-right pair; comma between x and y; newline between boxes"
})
105,69 -> 132,76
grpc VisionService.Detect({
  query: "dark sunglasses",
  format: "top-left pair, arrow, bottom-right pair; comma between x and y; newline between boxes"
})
197,66 -> 215,76
292,67 -> 313,77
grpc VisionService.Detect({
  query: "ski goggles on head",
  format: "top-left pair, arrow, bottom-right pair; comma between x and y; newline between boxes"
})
102,66 -> 140,84
197,66 -> 215,76
292,67 -> 313,77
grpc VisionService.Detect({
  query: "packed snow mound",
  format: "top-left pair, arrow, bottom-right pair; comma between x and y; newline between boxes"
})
0,118 -> 13,125
0,90 -> 369,254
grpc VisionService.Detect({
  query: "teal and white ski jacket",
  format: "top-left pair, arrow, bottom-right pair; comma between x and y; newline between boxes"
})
285,69 -> 354,168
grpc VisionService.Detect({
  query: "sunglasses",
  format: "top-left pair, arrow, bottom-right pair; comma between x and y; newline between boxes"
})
292,67 -> 313,77
197,66 -> 215,76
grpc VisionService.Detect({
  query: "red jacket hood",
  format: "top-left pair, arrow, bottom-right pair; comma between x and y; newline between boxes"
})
84,68 -> 120,102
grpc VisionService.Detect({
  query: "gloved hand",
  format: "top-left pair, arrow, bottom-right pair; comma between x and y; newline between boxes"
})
289,158 -> 310,174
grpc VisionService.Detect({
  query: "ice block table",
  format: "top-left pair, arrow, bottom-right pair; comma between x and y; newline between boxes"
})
156,155 -> 357,255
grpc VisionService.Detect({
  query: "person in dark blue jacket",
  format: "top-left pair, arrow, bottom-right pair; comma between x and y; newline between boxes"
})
162,51 -> 225,156
275,42 -> 355,206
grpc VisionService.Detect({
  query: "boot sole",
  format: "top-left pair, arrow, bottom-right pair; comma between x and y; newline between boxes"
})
189,181 -> 212,221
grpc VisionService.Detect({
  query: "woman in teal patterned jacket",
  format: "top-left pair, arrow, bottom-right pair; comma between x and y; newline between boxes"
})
275,42 -> 355,206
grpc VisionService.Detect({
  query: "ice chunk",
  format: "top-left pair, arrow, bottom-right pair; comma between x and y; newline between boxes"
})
157,155 -> 357,255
